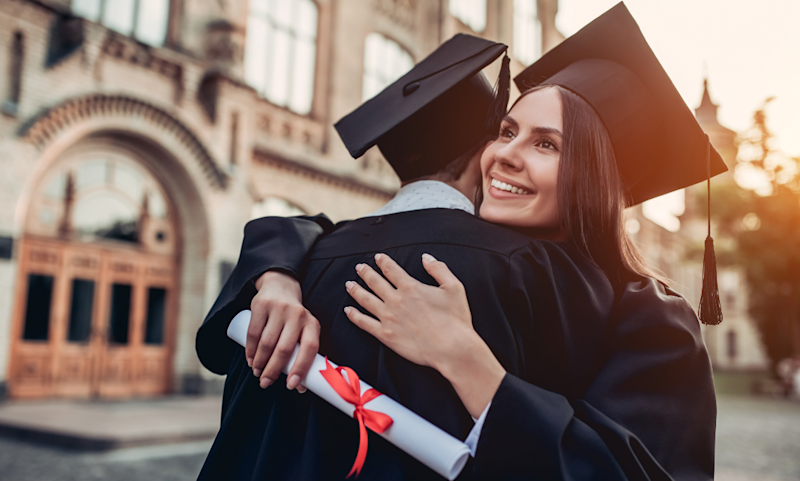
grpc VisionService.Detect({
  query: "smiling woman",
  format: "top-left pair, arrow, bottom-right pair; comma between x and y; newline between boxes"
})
480,84 -> 660,285
195,5 -> 725,480
480,87 -> 563,233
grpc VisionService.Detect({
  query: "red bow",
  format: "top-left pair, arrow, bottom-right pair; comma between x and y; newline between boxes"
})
320,357 -> 394,478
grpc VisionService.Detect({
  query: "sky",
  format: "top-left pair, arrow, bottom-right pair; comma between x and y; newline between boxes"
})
554,0 -> 800,230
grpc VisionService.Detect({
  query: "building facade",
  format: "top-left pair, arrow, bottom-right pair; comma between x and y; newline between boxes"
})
0,0 -> 559,399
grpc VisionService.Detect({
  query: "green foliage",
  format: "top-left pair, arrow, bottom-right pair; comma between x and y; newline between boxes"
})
695,99 -> 800,369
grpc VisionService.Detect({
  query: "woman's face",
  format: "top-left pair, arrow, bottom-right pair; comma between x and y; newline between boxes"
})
479,87 -> 563,231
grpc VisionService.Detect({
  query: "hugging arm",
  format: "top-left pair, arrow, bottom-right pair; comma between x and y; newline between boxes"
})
472,277 -> 716,481
346,246 -> 715,480
196,214 -> 333,375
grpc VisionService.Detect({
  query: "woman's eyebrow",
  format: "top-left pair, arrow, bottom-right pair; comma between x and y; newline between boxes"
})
502,116 -> 562,138
530,126 -> 563,138
501,115 -> 518,127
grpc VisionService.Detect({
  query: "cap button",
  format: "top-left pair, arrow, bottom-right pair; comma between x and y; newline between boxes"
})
403,82 -> 420,96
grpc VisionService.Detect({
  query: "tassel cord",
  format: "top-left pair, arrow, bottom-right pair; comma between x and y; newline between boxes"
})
699,136 -> 723,325
485,53 -> 511,134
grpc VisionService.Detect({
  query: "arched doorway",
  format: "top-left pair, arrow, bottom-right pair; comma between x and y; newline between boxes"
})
9,142 -> 180,399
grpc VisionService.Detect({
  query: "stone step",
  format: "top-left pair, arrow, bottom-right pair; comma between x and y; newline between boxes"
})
0,396 -> 221,451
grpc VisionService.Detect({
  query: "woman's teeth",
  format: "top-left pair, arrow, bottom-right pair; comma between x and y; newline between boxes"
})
491,178 -> 530,195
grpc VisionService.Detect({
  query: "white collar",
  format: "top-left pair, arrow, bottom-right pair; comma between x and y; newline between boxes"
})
364,180 -> 475,218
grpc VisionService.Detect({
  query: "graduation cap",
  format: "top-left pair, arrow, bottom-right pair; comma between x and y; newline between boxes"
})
335,34 -> 510,181
515,2 -> 725,324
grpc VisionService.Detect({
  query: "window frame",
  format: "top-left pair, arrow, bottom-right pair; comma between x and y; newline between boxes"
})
361,32 -> 414,102
513,0 -> 542,66
2,31 -> 24,117
244,0 -> 320,116
449,0 -> 487,33
70,0 -> 174,47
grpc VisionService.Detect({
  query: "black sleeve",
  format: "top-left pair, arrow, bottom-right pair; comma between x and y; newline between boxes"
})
472,248 -> 716,481
195,214 -> 334,375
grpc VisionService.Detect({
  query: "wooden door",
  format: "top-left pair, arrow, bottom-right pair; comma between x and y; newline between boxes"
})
8,238 -> 177,399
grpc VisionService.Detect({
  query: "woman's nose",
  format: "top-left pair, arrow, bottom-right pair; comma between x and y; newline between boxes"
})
494,142 -> 523,171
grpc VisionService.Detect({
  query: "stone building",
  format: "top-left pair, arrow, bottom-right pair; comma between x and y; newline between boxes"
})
0,0 -> 560,399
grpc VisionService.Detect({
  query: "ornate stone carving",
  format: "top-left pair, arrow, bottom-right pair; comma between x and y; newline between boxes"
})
205,20 -> 245,78
253,149 -> 394,201
18,94 -> 228,190
373,0 -> 418,30
100,32 -> 185,103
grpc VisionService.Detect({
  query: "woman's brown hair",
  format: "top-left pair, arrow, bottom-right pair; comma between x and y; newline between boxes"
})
514,85 -> 665,286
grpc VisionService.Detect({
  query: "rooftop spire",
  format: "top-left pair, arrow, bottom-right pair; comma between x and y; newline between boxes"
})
695,77 -> 719,126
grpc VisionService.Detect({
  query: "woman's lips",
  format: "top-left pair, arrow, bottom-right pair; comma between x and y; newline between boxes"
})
488,175 -> 534,199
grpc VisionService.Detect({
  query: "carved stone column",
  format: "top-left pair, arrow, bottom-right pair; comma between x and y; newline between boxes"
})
204,19 -> 245,80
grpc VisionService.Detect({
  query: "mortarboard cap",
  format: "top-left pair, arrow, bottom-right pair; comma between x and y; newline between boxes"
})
335,34 -> 509,181
514,2 -> 728,206
516,2 -> 726,325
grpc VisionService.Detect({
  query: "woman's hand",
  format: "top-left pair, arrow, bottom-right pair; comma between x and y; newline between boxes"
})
248,271 -> 319,392
344,253 -> 506,418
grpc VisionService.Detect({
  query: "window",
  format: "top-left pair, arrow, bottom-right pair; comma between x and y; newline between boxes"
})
71,0 -> 171,47
144,287 -> 167,345
31,155 -> 175,253
22,274 -> 54,341
449,0 -> 486,33
109,283 -> 132,344
2,32 -> 24,116
244,0 -> 318,115
726,330 -> 738,361
67,279 -> 95,343
362,33 -> 413,101
513,0 -> 541,66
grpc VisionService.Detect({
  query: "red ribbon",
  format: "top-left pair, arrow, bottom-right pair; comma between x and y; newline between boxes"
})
319,357 -> 393,478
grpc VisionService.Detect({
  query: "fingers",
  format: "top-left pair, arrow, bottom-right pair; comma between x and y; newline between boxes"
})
251,314 -> 284,377
355,262 -> 396,300
344,306 -> 383,341
373,253 -> 414,289
346,279 -> 386,317
246,300 -> 270,367
286,320 -> 320,390
259,319 -> 301,389
421,253 -> 462,290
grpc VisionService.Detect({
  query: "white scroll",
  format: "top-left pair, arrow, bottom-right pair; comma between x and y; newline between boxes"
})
227,310 -> 471,480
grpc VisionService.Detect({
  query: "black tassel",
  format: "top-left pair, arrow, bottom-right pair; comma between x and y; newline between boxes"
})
699,236 -> 722,325
485,52 -> 511,135
698,136 -> 723,325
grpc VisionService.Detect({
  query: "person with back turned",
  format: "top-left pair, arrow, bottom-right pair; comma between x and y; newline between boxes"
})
198,7 -> 725,479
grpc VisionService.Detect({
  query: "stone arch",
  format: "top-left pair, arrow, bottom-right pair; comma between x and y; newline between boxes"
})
18,94 -> 228,190
13,97 -> 221,391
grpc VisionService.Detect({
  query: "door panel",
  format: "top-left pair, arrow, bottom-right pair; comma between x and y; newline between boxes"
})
9,239 -> 177,399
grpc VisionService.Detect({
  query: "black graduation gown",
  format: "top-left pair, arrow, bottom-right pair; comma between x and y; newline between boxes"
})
196,209 -> 716,481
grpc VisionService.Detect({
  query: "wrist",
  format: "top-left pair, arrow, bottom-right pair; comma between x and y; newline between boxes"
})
254,270 -> 299,291
434,329 -> 482,378
435,330 -> 506,418
436,330 -> 505,385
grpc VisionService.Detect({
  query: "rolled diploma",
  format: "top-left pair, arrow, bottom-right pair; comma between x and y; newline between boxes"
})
227,310 -> 470,480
